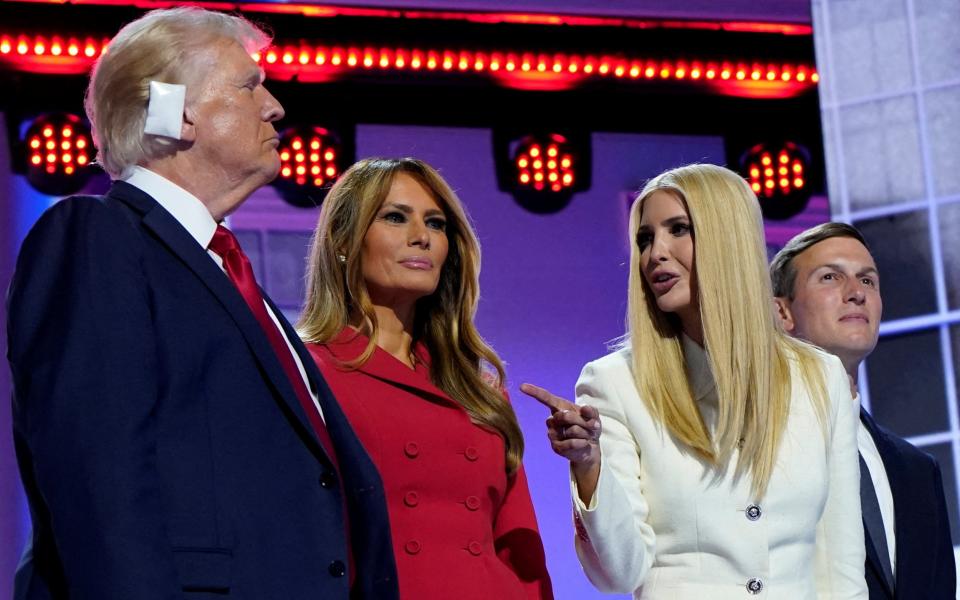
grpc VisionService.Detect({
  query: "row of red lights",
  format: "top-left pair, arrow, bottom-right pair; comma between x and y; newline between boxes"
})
27,122 -> 91,175
258,46 -> 819,84
0,33 -> 818,87
0,35 -> 109,58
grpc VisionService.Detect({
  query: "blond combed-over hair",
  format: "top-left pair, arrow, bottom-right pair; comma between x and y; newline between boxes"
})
84,7 -> 271,178
625,163 -> 828,498
298,157 -> 525,474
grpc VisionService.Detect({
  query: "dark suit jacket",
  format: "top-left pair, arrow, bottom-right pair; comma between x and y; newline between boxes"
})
860,409 -> 955,599
6,182 -> 398,599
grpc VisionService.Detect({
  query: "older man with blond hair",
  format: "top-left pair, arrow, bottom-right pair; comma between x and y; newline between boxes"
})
7,8 -> 397,599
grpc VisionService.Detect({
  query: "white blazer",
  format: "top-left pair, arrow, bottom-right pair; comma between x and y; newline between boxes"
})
571,338 -> 867,599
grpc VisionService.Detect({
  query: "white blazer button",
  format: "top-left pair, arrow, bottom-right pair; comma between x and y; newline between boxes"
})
745,504 -> 762,521
746,578 -> 763,594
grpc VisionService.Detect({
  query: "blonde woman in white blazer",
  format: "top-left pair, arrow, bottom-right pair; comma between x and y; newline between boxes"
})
523,164 -> 866,599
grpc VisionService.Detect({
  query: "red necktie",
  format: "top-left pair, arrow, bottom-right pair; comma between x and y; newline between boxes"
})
210,226 -> 355,585
208,225 -> 339,466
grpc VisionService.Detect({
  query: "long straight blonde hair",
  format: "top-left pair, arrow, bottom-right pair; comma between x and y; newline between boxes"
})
298,157 -> 524,474
626,164 -> 828,497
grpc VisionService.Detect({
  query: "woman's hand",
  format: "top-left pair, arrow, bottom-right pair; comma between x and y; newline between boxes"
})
521,383 -> 602,503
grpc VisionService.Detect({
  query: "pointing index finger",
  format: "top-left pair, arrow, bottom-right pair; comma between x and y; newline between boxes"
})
520,383 -> 570,413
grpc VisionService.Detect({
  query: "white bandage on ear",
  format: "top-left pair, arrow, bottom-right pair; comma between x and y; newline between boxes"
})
143,80 -> 186,139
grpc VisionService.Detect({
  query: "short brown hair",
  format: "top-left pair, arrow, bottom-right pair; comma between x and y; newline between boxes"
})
769,222 -> 869,299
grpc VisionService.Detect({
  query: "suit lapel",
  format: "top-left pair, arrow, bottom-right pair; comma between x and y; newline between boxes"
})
325,328 -> 456,407
862,518 -> 892,596
860,409 -> 899,596
109,182 -> 330,462
264,294 -> 353,444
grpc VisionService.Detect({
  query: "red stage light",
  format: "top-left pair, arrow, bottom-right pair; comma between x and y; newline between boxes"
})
740,141 -> 812,219
0,29 -> 818,97
22,112 -> 94,195
511,133 -> 578,195
495,130 -> 590,213
274,125 -> 350,205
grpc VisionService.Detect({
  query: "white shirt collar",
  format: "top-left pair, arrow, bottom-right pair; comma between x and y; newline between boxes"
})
123,166 -> 218,249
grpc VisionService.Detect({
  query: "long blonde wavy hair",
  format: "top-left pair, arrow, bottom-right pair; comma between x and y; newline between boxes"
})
298,157 -> 524,474
625,163 -> 828,497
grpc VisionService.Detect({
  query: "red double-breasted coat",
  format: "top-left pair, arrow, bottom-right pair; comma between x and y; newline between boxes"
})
307,328 -> 553,600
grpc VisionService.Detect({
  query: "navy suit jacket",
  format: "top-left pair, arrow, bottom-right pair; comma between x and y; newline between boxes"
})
860,409 -> 955,599
6,182 -> 398,599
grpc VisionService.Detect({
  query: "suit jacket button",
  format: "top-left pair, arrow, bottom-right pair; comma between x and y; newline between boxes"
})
464,446 -> 479,461
319,471 -> 337,489
467,541 -> 482,556
404,491 -> 420,507
745,504 -> 761,521
465,495 -> 481,511
746,578 -> 763,594
328,560 -> 346,578
404,442 -> 420,458
404,540 -> 422,555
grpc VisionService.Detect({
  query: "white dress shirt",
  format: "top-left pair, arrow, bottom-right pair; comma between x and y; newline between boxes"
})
123,166 -> 324,420
855,394 -> 896,576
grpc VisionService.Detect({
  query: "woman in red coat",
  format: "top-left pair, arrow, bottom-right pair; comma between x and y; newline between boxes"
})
298,157 -> 553,600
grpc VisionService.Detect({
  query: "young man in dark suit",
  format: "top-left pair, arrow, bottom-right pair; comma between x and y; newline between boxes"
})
771,222 -> 955,599
6,7 -> 397,599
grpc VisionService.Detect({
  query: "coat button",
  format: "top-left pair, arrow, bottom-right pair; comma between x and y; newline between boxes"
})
328,560 -> 346,577
746,578 -> 763,594
318,471 -> 337,489
465,495 -> 481,511
745,504 -> 761,521
404,491 -> 420,507
404,540 -> 421,555
467,541 -> 482,556
464,446 -> 479,461
404,442 -> 420,458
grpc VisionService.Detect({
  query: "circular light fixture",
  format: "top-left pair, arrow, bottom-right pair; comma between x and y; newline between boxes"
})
22,113 -> 94,196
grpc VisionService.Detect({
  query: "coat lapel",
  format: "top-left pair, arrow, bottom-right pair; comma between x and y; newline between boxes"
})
860,409 -> 899,596
109,182 -> 330,462
324,328 -> 456,407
